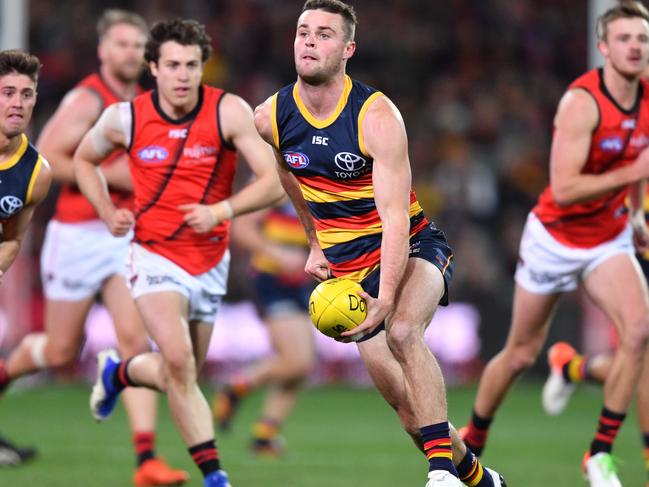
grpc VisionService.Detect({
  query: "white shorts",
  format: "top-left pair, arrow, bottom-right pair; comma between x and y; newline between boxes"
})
514,213 -> 634,294
41,220 -> 131,301
127,243 -> 229,324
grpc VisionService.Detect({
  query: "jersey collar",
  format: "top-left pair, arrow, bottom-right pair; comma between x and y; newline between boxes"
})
293,75 -> 352,129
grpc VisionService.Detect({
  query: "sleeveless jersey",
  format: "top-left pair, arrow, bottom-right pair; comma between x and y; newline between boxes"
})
272,75 -> 428,282
0,134 -> 45,222
127,86 -> 238,275
250,201 -> 310,284
53,73 -> 139,223
533,68 -> 649,248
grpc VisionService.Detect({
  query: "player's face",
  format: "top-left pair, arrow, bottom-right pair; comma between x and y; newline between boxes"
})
149,41 -> 203,114
294,9 -> 355,85
99,23 -> 146,83
0,73 -> 36,139
599,17 -> 649,79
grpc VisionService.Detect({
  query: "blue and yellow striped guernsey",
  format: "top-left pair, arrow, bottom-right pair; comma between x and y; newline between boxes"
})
0,133 -> 44,222
272,75 -> 428,282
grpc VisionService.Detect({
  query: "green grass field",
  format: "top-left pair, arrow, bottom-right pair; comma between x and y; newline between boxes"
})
0,382 -> 645,486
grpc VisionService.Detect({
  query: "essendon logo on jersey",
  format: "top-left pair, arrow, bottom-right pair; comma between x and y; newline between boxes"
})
599,136 -> 623,152
283,151 -> 309,169
137,146 -> 169,162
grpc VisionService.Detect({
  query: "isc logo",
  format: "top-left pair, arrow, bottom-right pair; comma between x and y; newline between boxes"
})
312,135 -> 328,145
137,145 -> 169,162
169,128 -> 188,139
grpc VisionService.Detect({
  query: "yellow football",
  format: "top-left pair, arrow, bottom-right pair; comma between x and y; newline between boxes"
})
308,278 -> 367,338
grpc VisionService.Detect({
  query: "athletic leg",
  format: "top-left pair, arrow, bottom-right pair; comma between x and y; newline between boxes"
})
462,284 -> 559,455
3,297 -> 93,382
101,275 -> 188,486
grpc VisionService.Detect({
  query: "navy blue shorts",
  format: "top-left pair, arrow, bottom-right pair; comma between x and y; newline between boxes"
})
638,254 -> 649,279
357,222 -> 454,341
253,272 -> 314,318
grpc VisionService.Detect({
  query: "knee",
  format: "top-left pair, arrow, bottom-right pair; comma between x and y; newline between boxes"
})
35,336 -> 77,368
276,354 -> 313,388
503,345 -> 538,375
619,316 -> 649,357
162,347 -> 196,386
385,320 -> 422,360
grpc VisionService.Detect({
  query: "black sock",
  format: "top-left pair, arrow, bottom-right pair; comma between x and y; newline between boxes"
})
189,440 -> 220,477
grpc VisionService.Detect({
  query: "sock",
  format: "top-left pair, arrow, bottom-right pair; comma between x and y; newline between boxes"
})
133,431 -> 155,467
643,433 -> 649,477
463,411 -> 493,457
561,354 -> 588,383
230,376 -> 250,398
421,422 -> 458,476
252,418 -> 280,441
189,440 -> 220,478
111,357 -> 138,391
590,406 -> 626,455
0,359 -> 10,393
456,448 -> 493,486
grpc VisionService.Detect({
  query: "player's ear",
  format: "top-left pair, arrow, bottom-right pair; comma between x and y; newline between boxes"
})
148,61 -> 159,78
343,41 -> 356,61
596,38 -> 608,58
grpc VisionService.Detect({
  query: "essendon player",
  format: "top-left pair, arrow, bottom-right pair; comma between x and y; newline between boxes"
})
74,19 -> 282,487
0,11 -> 188,485
460,3 -> 649,485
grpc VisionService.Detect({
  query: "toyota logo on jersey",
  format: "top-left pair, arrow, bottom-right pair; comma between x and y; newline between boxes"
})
334,152 -> 366,172
283,152 -> 310,169
0,195 -> 23,217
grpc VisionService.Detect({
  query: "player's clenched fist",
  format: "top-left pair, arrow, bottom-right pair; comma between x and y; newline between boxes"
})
105,208 -> 134,237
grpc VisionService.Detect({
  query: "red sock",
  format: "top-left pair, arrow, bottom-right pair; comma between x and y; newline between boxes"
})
133,431 -> 155,466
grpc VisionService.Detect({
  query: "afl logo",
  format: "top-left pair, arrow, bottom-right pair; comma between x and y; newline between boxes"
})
138,145 -> 169,162
599,136 -> 623,152
283,152 -> 310,169
0,195 -> 23,216
334,152 -> 366,172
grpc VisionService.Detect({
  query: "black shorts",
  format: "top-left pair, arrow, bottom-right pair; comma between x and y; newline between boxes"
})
253,272 -> 314,318
357,222 -> 454,341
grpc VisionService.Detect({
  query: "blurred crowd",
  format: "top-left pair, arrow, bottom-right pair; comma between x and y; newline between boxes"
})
22,0 -> 589,362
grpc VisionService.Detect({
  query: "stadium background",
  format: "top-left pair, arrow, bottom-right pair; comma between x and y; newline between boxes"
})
0,0 -> 645,486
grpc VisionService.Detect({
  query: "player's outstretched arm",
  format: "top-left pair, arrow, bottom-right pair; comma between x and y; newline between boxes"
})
0,159 -> 52,275
36,88 -> 103,184
73,103 -> 134,236
254,96 -> 330,281
551,89 -> 649,205
340,95 -> 410,339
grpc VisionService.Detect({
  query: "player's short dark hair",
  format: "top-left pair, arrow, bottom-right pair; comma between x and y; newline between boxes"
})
0,49 -> 41,83
97,9 -> 148,40
302,0 -> 357,42
597,1 -> 649,41
145,18 -> 212,64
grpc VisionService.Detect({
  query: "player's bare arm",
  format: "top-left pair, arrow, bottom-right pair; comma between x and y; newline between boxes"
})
180,94 -> 284,233
73,103 -> 133,236
0,159 -> 51,275
36,88 -> 102,184
551,89 -> 649,205
254,97 -> 330,281
38,88 -> 132,192
340,95 -> 411,339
